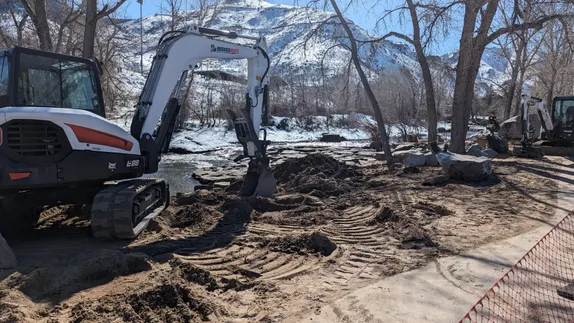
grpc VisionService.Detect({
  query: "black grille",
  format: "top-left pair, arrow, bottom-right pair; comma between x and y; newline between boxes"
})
6,120 -> 65,157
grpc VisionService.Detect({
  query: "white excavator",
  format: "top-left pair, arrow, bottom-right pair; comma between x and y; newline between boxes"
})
516,92 -> 574,158
0,25 -> 276,239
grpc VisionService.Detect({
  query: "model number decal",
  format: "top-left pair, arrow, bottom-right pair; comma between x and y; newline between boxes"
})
211,44 -> 239,54
126,160 -> 140,168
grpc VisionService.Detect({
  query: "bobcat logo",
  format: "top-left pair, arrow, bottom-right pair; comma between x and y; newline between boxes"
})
210,44 -> 239,54
108,162 -> 117,171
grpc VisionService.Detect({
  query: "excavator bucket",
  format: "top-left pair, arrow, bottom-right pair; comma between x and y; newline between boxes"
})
252,168 -> 277,197
239,166 -> 277,198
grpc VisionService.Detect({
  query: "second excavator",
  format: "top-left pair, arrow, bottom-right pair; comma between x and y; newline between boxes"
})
0,25 -> 276,239
516,92 -> 574,158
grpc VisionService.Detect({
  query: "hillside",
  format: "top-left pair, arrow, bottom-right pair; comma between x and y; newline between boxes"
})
0,0 -> 512,101
110,0 -> 511,98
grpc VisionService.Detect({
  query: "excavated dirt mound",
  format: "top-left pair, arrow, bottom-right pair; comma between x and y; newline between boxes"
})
166,204 -> 222,229
248,194 -> 338,226
70,281 -> 218,323
3,250 -> 151,303
399,225 -> 438,250
273,154 -> 363,196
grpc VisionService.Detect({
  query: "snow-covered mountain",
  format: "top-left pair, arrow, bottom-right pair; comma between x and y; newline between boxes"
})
0,0 -> 513,99
110,0 -> 511,96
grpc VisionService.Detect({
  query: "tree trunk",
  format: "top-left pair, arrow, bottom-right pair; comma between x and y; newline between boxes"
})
449,0 -> 498,153
21,0 -> 53,50
504,63 -> 520,119
417,50 -> 438,150
83,0 -> 97,58
547,83 -> 554,113
329,0 -> 393,168
35,0 -> 52,50
450,49 -> 484,153
512,66 -> 526,117
405,0 -> 437,151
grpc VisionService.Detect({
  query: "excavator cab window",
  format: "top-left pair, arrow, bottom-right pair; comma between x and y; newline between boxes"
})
15,52 -> 103,113
554,99 -> 574,129
0,54 -> 8,106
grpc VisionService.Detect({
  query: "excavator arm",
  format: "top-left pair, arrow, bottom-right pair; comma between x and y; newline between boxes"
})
130,25 -> 276,197
520,93 -> 554,142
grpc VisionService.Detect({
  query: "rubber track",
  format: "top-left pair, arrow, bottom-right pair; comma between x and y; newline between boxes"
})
91,180 -> 139,239
91,179 -> 168,239
113,178 -> 168,239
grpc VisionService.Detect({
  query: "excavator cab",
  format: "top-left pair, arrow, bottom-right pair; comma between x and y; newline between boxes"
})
551,96 -> 574,142
0,47 -> 105,116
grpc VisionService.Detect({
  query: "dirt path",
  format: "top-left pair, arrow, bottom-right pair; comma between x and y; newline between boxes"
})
0,149 -> 564,323
300,156 -> 574,323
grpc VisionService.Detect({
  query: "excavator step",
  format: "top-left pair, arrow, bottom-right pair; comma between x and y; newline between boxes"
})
91,178 -> 170,240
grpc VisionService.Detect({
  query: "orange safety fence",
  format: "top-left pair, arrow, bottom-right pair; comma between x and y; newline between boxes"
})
461,212 -> 574,323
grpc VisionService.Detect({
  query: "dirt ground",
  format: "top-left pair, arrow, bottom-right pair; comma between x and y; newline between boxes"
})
0,149 -> 561,323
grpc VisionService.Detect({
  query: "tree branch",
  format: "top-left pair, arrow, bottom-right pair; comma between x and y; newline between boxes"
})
358,31 -> 415,45
487,14 -> 571,44
96,0 -> 128,20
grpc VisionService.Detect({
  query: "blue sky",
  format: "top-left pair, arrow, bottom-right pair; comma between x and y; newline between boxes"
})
122,0 -> 460,54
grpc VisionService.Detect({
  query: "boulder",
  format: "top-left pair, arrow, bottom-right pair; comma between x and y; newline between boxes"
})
499,114 -> 541,140
436,152 -> 493,182
466,143 -> 486,157
424,152 -> 439,167
482,148 -> 499,158
0,233 -> 16,269
486,134 -> 508,153
404,153 -> 427,167
392,149 -> 422,163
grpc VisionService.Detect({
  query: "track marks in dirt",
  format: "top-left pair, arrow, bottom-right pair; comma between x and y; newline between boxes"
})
323,206 -> 385,246
178,244 -> 322,282
320,205 -> 395,287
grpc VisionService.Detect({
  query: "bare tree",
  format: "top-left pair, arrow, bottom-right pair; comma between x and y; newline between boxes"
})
448,0 -> 570,153
329,0 -> 394,168
0,0 -> 29,47
534,18 -> 574,105
375,0 -> 456,151
53,1 -> 84,54
83,0 -> 128,58
492,1 -> 544,120
161,0 -> 185,31
19,0 -> 52,50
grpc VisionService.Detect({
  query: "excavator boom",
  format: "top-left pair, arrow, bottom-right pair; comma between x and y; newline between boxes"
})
131,25 -> 276,197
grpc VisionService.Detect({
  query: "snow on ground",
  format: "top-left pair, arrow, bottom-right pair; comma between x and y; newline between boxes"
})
110,112 -> 483,154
